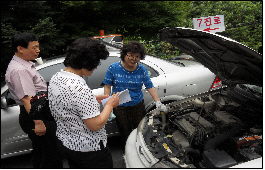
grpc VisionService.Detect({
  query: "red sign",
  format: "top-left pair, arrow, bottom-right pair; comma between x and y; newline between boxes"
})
193,15 -> 225,33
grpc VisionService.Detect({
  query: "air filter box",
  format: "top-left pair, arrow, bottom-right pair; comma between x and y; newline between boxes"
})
203,150 -> 237,168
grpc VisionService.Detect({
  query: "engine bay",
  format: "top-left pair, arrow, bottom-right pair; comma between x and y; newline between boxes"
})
142,86 -> 262,168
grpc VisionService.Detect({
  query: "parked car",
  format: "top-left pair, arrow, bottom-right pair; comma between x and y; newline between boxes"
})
1,40 -> 217,159
92,31 -> 124,47
124,27 -> 262,168
169,53 -> 200,66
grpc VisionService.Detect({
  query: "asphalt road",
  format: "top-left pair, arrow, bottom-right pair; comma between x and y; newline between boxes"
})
1,136 -> 125,168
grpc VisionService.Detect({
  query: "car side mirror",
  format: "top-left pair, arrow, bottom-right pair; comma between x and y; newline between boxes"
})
1,96 -> 8,109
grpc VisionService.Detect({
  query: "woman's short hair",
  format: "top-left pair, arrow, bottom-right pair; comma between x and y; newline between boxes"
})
64,37 -> 109,71
120,41 -> 146,61
12,32 -> 39,52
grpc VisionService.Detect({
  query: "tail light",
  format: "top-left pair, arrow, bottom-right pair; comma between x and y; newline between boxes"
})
211,77 -> 222,89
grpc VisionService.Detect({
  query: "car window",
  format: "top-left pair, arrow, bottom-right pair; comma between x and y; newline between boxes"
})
3,56 -> 159,107
84,57 -> 159,90
140,62 -> 159,78
3,63 -> 65,107
38,63 -> 66,82
102,37 -> 113,43
112,36 -> 123,42
83,56 -> 121,89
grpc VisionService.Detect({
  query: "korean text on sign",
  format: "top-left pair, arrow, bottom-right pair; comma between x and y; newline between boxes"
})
193,15 -> 225,33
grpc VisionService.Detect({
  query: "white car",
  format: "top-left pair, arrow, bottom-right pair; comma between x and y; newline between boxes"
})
1,41 -> 217,159
124,27 -> 262,168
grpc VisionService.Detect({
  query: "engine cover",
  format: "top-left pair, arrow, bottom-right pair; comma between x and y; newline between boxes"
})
174,112 -> 213,138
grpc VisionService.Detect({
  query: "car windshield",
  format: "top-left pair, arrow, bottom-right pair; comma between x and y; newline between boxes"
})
169,54 -> 201,67
102,37 -> 113,43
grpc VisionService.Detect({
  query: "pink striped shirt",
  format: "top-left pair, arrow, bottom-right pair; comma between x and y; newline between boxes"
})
5,55 -> 47,105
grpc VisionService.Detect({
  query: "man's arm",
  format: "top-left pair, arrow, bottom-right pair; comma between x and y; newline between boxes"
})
21,95 -> 31,113
21,95 -> 46,136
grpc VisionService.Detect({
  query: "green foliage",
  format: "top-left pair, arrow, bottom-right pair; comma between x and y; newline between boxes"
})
1,23 -> 19,82
31,17 -> 67,58
143,41 -> 179,59
1,1 -> 262,83
185,1 -> 262,51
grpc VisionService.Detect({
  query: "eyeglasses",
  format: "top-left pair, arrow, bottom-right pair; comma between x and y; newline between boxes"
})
126,54 -> 141,61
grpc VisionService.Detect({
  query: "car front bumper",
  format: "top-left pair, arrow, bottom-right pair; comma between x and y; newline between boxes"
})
124,129 -> 145,168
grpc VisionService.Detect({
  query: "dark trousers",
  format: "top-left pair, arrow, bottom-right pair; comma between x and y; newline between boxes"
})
113,100 -> 145,149
56,138 -> 113,168
19,105 -> 63,168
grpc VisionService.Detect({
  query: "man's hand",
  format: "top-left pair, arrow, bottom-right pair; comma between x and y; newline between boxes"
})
33,120 -> 46,136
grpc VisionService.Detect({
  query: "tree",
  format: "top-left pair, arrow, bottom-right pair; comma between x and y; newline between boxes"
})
184,1 -> 262,51
57,1 -> 192,41
1,1 -> 262,83
1,1 -> 67,82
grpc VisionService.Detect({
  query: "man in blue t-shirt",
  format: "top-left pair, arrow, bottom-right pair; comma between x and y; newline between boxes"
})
103,41 -> 167,151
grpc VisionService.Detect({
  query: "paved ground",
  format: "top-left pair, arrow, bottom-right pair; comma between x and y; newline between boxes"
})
1,136 -> 125,168
107,136 -> 126,168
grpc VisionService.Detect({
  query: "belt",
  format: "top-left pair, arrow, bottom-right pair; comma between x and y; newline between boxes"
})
30,93 -> 47,103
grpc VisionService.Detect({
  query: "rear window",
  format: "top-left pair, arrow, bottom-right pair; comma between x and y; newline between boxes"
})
38,63 -> 66,82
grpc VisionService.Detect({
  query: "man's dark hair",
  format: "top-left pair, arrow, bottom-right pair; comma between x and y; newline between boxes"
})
120,41 -> 146,61
64,37 -> 109,71
12,32 -> 39,52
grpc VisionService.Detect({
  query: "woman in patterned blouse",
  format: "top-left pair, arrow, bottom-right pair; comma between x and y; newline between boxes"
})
48,37 -> 120,168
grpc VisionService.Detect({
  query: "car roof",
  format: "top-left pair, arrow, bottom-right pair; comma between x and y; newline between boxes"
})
159,27 -> 262,86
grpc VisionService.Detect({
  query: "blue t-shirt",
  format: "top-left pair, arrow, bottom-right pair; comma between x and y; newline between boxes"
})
103,61 -> 154,106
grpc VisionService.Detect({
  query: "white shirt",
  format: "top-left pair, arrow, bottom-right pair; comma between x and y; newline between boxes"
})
48,69 -> 107,152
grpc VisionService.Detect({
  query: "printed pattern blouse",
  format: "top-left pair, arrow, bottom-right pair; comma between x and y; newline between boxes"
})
48,69 -> 107,152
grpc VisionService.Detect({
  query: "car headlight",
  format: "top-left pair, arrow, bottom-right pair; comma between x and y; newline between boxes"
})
136,116 -> 159,168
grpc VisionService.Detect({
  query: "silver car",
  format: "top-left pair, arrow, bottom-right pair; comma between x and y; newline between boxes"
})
1,42 -> 217,159
124,27 -> 262,168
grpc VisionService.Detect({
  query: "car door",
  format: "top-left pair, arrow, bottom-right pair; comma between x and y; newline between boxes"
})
83,55 -> 122,136
1,61 -> 67,158
140,57 -> 167,112
1,88 -> 32,158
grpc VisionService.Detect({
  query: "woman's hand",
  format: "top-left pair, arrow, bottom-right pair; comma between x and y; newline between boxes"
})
95,95 -> 110,104
84,92 -> 120,132
156,101 -> 168,113
106,92 -> 120,108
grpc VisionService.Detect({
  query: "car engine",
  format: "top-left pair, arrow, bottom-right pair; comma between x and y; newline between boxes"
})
141,85 -> 262,168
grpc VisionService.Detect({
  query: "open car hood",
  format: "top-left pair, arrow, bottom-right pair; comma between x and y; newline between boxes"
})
159,27 -> 262,86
